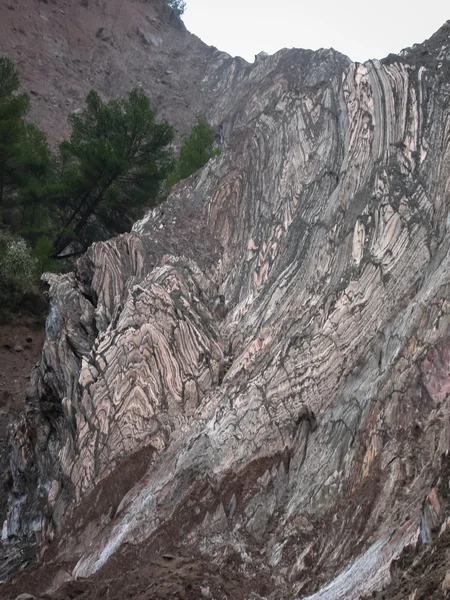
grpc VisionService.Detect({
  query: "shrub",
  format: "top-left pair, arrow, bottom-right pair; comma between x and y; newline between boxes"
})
167,119 -> 220,189
0,230 -> 38,305
33,235 -> 60,274
166,0 -> 186,15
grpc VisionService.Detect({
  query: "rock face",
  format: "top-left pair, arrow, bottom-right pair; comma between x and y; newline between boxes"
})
4,7 -> 450,600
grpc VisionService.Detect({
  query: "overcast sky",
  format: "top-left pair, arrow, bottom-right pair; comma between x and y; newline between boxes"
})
183,0 -> 449,63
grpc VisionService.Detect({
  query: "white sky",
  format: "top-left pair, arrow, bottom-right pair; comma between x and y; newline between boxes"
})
183,0 -> 449,63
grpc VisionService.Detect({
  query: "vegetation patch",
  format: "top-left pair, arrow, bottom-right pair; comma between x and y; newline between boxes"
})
0,57 -> 220,317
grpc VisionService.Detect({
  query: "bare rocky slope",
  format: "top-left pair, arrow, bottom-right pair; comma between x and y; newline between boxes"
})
0,0 -> 221,144
3,3 -> 450,599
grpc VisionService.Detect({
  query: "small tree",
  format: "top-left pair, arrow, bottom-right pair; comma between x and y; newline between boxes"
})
0,229 -> 38,306
166,0 -> 186,15
168,119 -> 220,189
17,124 -> 55,235
0,57 -> 30,206
52,88 -> 174,255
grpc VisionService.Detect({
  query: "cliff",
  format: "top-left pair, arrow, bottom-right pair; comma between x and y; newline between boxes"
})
2,3 -> 450,600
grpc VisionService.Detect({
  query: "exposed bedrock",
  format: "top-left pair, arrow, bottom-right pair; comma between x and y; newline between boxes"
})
4,21 -> 450,600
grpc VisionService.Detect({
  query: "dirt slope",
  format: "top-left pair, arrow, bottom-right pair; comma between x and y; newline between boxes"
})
0,0 -> 220,145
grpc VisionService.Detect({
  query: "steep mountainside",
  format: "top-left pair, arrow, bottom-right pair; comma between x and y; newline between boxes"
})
3,4 -> 450,600
0,0 -> 219,144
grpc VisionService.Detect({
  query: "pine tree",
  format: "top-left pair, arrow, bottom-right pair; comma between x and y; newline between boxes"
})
0,57 -> 30,206
17,123 -> 55,237
52,88 -> 174,255
166,0 -> 186,15
168,119 -> 220,189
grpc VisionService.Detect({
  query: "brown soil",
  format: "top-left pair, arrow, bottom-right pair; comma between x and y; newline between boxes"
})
4,553 -> 265,600
1,447 -> 278,599
369,456 -> 450,600
43,444 -> 156,566
61,553 -> 262,600
0,322 -> 46,409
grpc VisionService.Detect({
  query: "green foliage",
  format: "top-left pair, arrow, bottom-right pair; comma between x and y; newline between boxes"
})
16,124 -> 55,236
53,88 -> 174,255
168,119 -> 220,189
33,235 -> 60,274
0,58 -> 54,237
0,229 -> 38,306
166,0 -> 186,15
0,57 -> 30,206
0,56 -> 182,315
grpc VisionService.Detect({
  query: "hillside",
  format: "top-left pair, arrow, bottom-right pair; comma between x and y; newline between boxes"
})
2,4 -> 450,600
0,0 -> 218,144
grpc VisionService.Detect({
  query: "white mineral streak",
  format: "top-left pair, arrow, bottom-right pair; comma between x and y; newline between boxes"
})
352,219 -> 365,265
302,523 -> 418,600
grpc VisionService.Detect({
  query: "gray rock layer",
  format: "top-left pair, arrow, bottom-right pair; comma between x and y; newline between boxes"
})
4,16 -> 450,600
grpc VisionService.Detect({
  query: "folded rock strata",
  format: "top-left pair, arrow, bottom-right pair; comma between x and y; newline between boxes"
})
4,14 -> 450,600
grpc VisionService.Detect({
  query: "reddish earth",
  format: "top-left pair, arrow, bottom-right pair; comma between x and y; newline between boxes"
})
370,527 -> 450,600
368,457 -> 450,600
0,323 -> 46,411
4,553 -> 265,600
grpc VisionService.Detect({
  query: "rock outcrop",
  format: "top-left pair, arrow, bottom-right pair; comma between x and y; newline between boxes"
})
3,6 -> 450,600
